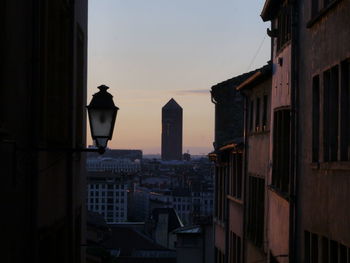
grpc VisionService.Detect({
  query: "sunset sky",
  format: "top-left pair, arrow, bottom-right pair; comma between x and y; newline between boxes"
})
87,0 -> 270,154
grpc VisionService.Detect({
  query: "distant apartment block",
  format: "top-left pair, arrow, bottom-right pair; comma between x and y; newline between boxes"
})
87,171 -> 128,223
162,98 -> 183,160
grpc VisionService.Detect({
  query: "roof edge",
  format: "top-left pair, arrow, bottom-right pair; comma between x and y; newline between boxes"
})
236,63 -> 272,91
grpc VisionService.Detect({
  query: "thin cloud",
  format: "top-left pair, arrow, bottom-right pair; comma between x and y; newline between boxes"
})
174,89 -> 209,96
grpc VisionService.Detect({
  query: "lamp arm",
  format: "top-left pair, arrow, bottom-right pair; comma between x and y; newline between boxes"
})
1,140 -> 105,155
36,147 -> 105,154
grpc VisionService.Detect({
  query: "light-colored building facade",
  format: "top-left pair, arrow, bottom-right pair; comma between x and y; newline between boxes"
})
261,2 -> 293,262
237,64 -> 272,263
87,183 -> 128,223
87,172 -> 128,223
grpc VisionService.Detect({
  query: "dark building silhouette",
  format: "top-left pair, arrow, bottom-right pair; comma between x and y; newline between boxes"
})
1,1 -> 87,262
161,99 -> 183,161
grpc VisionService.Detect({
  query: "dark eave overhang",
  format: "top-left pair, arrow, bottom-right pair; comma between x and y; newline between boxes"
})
260,0 -> 283,21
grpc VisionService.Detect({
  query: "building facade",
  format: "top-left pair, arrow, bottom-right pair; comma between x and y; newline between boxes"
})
1,0 -> 88,262
237,64 -> 272,263
210,70 -> 258,263
209,1 -> 350,262
261,1 -> 294,261
161,98 -> 183,161
87,171 -> 128,223
297,0 -> 350,262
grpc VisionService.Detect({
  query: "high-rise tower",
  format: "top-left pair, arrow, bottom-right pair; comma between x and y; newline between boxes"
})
161,98 -> 183,160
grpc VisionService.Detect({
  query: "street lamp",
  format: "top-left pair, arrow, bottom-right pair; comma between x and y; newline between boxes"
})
1,85 -> 119,155
87,85 -> 119,153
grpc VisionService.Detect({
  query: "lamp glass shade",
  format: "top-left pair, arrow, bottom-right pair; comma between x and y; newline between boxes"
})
87,85 -> 118,149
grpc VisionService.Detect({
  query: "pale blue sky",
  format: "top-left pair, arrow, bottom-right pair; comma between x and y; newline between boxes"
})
88,0 -> 270,154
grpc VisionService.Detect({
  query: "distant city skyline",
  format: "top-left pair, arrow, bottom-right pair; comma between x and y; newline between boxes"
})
87,0 -> 270,154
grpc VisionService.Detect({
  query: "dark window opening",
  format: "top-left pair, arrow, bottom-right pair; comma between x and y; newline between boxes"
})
323,66 -> 339,162
330,240 -> 339,262
215,159 -> 228,221
229,151 -> 243,200
312,0 -> 319,18
247,176 -> 265,247
272,109 -> 291,194
250,100 -> 254,132
255,97 -> 261,131
312,75 -> 320,162
215,247 -> 225,263
340,59 -> 350,161
262,95 -> 268,129
322,236 -> 329,263
277,4 -> 291,51
304,231 -> 319,263
270,252 -> 279,263
229,232 -> 241,263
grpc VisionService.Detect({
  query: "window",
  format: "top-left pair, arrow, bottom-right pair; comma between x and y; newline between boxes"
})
304,231 -> 318,263
262,95 -> 268,129
247,176 -> 265,247
313,60 -> 350,163
305,232 -> 350,263
255,97 -> 261,131
330,240 -> 338,262
340,59 -> 350,161
272,109 -> 291,194
311,0 -> 319,18
229,232 -> 241,263
276,4 -> 291,51
250,100 -> 254,132
312,75 -> 320,162
323,66 -> 339,162
215,247 -> 225,263
215,152 -> 229,221
229,151 -> 243,199
270,252 -> 279,263
322,236 -> 329,263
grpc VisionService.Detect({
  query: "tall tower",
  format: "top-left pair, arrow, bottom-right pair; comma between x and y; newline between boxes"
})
161,98 -> 183,160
